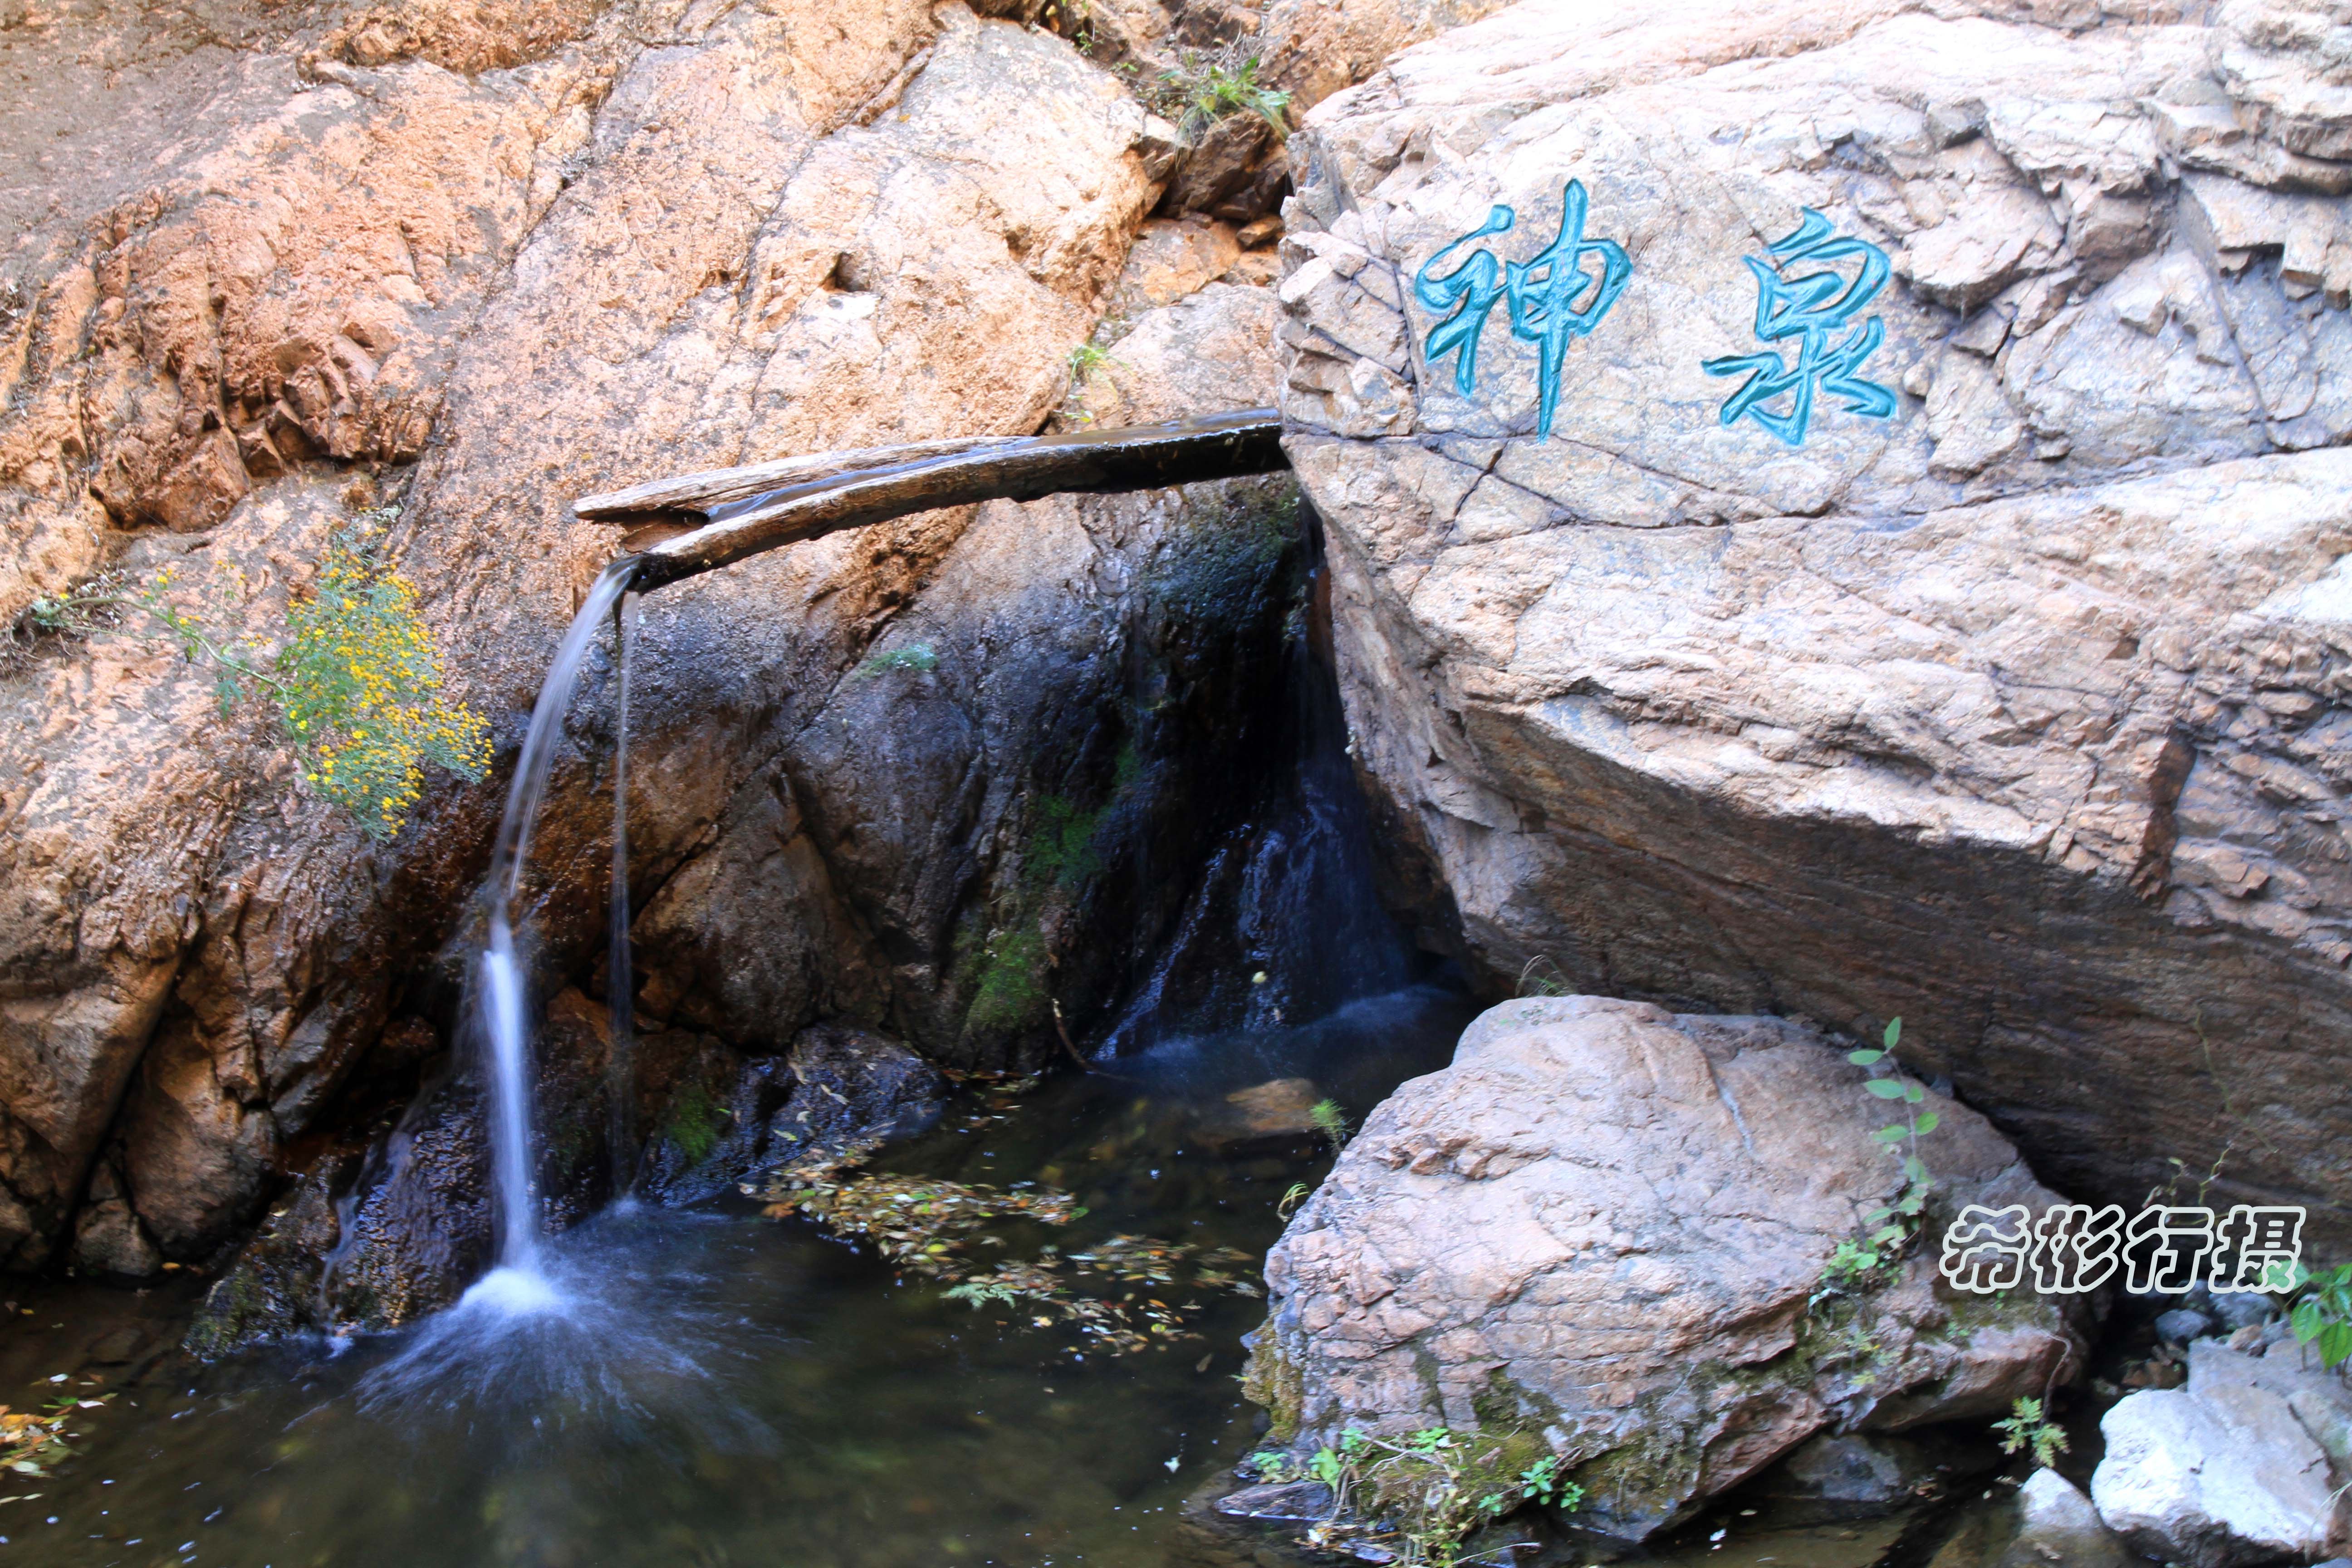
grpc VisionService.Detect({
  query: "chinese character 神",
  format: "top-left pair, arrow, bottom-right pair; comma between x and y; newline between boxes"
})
1413,180 -> 1630,439
2210,1205 -> 2305,1294
2029,1204 -> 2125,1294
1703,208 -> 1897,447
1414,204 -> 1514,397
1939,1203 -> 2032,1294
2123,1206 -> 2215,1294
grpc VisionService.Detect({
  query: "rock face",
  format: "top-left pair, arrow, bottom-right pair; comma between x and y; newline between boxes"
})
2092,1335 -> 2352,1568
0,0 -> 1450,1283
1250,996 -> 2092,1541
1276,0 -> 2352,1241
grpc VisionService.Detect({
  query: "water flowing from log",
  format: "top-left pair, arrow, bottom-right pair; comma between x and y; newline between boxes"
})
444,410 -> 1286,1315
470,556 -> 640,1299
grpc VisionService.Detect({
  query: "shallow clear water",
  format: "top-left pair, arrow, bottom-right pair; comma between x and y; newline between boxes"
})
25,985 -> 1479,1568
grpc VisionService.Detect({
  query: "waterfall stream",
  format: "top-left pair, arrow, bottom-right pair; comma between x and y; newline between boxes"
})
468,556 -> 640,1302
607,587 -> 642,1197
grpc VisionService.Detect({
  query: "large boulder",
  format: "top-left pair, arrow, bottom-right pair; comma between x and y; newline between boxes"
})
2092,1335 -> 2352,1567
1274,0 -> 2352,1243
1250,996 -> 2093,1541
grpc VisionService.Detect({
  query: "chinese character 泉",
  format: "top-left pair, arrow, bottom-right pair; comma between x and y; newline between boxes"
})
1703,208 -> 1897,446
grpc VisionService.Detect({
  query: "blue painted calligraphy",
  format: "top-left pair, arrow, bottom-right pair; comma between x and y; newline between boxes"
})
1413,181 -> 1629,439
1703,209 -> 1897,446
1414,205 -> 1514,397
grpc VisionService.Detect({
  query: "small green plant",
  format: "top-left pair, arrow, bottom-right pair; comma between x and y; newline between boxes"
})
1066,341 -> 1115,384
1309,1099 -> 1351,1154
965,926 -> 1052,1034
1515,956 -> 1572,997
1847,1017 -> 1939,1255
1993,1396 -> 2069,1470
1299,1426 -> 1581,1568
25,524 -> 490,839
662,1079 -> 725,1164
1278,1181 -> 1312,1219
2288,1261 -> 2352,1368
943,1280 -> 1020,1311
1180,54 -> 1291,136
856,642 -> 939,676
1821,1240 -> 1885,1290
1030,794 -> 1110,888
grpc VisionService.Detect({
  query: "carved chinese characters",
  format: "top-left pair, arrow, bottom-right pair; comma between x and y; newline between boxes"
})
1411,194 -> 1897,449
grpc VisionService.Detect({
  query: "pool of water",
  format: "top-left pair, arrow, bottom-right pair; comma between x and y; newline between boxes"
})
19,985 -> 1481,1568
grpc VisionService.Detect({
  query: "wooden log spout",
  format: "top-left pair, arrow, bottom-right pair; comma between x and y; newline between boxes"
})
573,409 -> 1288,592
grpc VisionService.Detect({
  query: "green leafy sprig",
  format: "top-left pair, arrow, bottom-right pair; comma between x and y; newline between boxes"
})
1845,1016 -> 1939,1264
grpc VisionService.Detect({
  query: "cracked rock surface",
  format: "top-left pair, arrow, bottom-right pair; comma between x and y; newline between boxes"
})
2092,1333 -> 2352,1566
0,0 -> 1460,1294
1251,995 -> 2093,1540
1274,0 -> 2352,1243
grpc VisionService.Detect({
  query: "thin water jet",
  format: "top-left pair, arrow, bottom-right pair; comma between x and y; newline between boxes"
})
608,588 -> 642,1195
473,555 -> 638,1286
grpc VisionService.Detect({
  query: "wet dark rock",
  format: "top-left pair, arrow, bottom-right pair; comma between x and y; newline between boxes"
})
1215,1480 -> 1335,1522
1923,1471 -> 2134,1568
185,1150 -> 363,1358
1747,1429 -> 2002,1525
634,1022 -> 947,1204
188,1002 -> 944,1354
2156,1307 -> 2218,1344
769,1024 -> 947,1161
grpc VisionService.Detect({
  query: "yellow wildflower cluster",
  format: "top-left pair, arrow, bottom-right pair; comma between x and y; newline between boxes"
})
28,524 -> 491,840
278,537 -> 492,840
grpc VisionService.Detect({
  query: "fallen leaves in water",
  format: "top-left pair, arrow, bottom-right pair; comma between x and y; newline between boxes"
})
745,1149 -> 1260,1357
0,1395 -> 104,1480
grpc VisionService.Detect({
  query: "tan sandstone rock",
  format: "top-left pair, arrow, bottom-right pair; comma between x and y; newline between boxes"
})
1274,0 -> 2352,1244
0,0 -> 1288,1285
1253,995 -> 2091,1540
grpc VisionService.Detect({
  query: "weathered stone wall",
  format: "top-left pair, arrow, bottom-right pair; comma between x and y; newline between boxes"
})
0,0 -> 1462,1281
1274,0 -> 2352,1243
